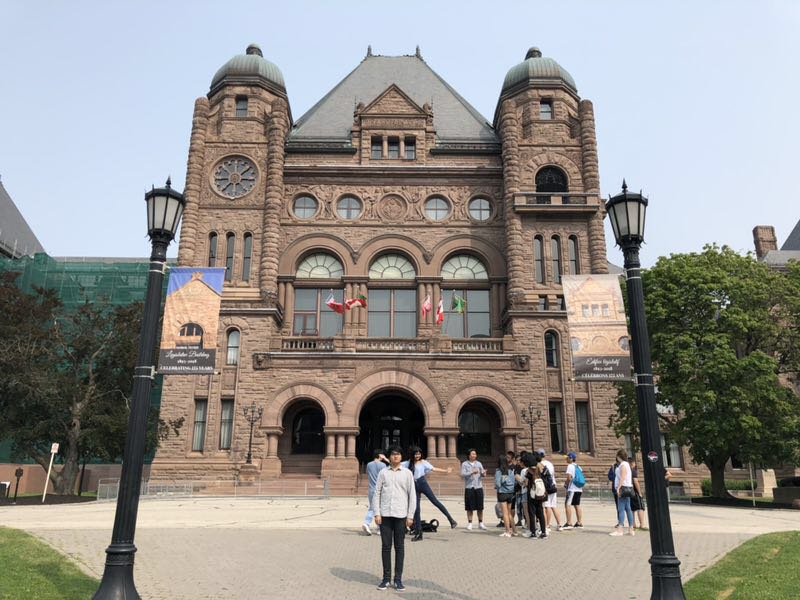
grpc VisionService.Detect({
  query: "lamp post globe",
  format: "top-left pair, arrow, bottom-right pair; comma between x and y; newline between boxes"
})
94,178 -> 184,600
606,182 -> 685,600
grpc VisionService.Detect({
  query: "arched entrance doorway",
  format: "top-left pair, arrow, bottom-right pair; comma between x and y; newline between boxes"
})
457,400 -> 502,461
280,399 -> 325,475
357,392 -> 426,467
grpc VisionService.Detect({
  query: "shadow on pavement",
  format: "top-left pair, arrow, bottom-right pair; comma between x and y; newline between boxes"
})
330,568 -> 481,600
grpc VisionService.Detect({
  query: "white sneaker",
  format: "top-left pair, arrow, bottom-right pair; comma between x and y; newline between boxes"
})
557,525 -> 565,532
609,530 -> 624,537
466,523 -> 473,530
362,523 -> 372,536
478,522 -> 488,530
546,528 -> 551,534
499,532 -> 511,538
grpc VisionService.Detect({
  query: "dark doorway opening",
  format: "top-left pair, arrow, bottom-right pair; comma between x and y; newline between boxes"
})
457,400 -> 502,461
357,393 -> 425,467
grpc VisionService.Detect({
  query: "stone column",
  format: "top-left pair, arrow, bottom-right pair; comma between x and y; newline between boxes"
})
177,97 -> 210,266
427,436 -> 437,459
447,435 -> 457,458
344,282 -> 353,328
267,434 -> 279,457
336,434 -> 346,458
505,435 -> 515,453
346,434 -> 356,458
278,281 -> 286,311
259,97 -> 290,304
284,282 -> 295,334
579,99 -> 608,275
382,135 -> 388,158
437,435 -> 446,458
326,433 -> 336,458
498,99 -> 526,300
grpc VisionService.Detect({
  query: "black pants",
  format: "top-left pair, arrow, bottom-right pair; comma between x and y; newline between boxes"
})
379,517 -> 407,582
413,477 -> 455,532
528,499 -> 546,534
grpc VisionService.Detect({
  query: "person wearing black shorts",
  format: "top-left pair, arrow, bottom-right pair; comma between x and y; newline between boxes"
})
460,449 -> 487,530
495,455 -> 518,537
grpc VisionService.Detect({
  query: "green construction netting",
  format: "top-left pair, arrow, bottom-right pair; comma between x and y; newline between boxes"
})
0,253 -> 173,464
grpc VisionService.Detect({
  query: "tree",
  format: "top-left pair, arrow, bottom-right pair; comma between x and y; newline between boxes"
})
611,246 -> 800,498
0,272 -> 182,495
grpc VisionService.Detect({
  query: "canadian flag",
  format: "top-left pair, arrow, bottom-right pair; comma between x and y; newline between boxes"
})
436,298 -> 445,325
421,295 -> 433,319
325,292 -> 345,314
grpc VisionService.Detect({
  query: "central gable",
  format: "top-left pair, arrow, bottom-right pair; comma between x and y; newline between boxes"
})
363,84 -> 425,116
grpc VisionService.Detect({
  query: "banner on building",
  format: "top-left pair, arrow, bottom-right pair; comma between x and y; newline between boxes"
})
158,268 -> 225,374
562,274 -> 632,381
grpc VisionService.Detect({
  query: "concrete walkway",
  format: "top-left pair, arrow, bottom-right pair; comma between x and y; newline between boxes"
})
3,496 -> 799,599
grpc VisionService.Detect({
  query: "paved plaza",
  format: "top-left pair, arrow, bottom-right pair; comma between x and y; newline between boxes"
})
3,496 -> 800,599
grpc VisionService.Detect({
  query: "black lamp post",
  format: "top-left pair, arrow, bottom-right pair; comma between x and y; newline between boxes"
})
243,402 -> 263,465
94,178 -> 185,600
520,403 -> 542,450
606,181 -> 685,599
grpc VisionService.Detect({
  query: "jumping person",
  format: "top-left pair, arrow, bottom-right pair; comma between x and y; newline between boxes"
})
362,450 -> 389,535
373,445 -> 416,591
404,446 -> 456,541
460,449 -> 488,530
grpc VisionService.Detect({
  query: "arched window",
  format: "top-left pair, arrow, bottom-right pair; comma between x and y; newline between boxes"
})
551,236 -> 562,284
225,233 -> 235,282
441,255 -> 488,280
208,233 -> 218,268
534,236 -> 545,284
535,166 -> 568,205
294,254 -> 344,337
457,406 -> 494,458
226,329 -> 240,366
368,254 -> 417,338
178,323 -> 204,349
296,253 -> 344,279
242,233 -> 253,282
568,236 -> 580,275
544,330 -> 559,368
369,254 -> 416,280
441,255 -> 490,339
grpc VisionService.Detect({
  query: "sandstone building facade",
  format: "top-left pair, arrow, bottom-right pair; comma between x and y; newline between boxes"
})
152,44 -> 702,492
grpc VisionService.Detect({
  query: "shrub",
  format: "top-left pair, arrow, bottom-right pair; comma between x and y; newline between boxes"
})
701,479 -> 756,496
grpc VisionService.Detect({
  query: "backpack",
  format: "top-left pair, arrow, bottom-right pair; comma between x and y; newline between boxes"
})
541,466 -> 557,495
420,519 -> 439,533
573,464 -> 586,488
530,476 -> 547,500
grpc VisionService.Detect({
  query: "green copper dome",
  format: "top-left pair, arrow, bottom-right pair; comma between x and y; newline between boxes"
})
210,44 -> 286,93
502,47 -> 577,94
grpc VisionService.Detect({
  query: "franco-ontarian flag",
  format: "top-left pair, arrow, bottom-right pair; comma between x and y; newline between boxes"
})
158,268 -> 225,375
562,274 -> 632,381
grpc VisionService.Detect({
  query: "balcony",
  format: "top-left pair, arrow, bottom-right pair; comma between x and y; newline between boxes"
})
277,336 -> 506,354
513,193 -> 598,215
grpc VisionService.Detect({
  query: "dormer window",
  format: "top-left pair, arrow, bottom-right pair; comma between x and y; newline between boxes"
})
388,137 -> 400,159
540,99 -> 553,120
371,136 -> 383,159
405,137 -> 416,159
235,96 -> 248,117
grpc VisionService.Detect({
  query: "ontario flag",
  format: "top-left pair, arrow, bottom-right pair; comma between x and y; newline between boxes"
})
346,294 -> 367,310
325,291 -> 345,314
436,297 -> 445,325
421,295 -> 433,319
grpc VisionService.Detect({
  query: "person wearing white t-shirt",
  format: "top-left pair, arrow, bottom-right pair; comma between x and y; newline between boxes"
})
610,448 -> 635,537
537,449 -> 563,532
563,452 -> 584,529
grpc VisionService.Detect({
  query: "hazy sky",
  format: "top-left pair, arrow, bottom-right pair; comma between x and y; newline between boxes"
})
2,1 -> 798,265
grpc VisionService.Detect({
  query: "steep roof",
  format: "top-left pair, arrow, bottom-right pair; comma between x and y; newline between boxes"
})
0,179 -> 45,258
289,53 -> 497,144
781,217 -> 800,251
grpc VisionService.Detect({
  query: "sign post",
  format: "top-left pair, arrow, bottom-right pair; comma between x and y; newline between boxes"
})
42,443 -> 59,503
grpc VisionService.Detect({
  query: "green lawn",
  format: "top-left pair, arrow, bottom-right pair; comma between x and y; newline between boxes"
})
685,531 -> 800,599
0,527 -> 98,599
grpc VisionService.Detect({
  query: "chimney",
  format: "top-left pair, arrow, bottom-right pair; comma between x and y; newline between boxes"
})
753,226 -> 778,260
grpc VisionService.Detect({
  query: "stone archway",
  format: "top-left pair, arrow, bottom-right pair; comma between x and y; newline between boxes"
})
279,398 -> 326,475
457,400 -> 503,463
356,391 -> 426,468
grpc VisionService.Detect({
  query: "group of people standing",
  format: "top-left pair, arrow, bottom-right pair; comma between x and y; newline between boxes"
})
365,444 -> 643,591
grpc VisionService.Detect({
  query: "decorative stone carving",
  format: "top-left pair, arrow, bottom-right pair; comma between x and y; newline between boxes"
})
378,195 -> 408,222
512,354 -> 530,371
334,399 -> 343,414
438,397 -> 448,416
253,353 -> 271,370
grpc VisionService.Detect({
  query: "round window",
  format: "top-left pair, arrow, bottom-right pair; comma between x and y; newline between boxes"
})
293,196 -> 318,219
336,196 -> 363,220
425,197 -> 450,221
468,197 -> 491,221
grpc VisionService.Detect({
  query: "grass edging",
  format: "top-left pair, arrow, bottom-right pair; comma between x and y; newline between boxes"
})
685,531 -> 800,599
0,526 -> 99,599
